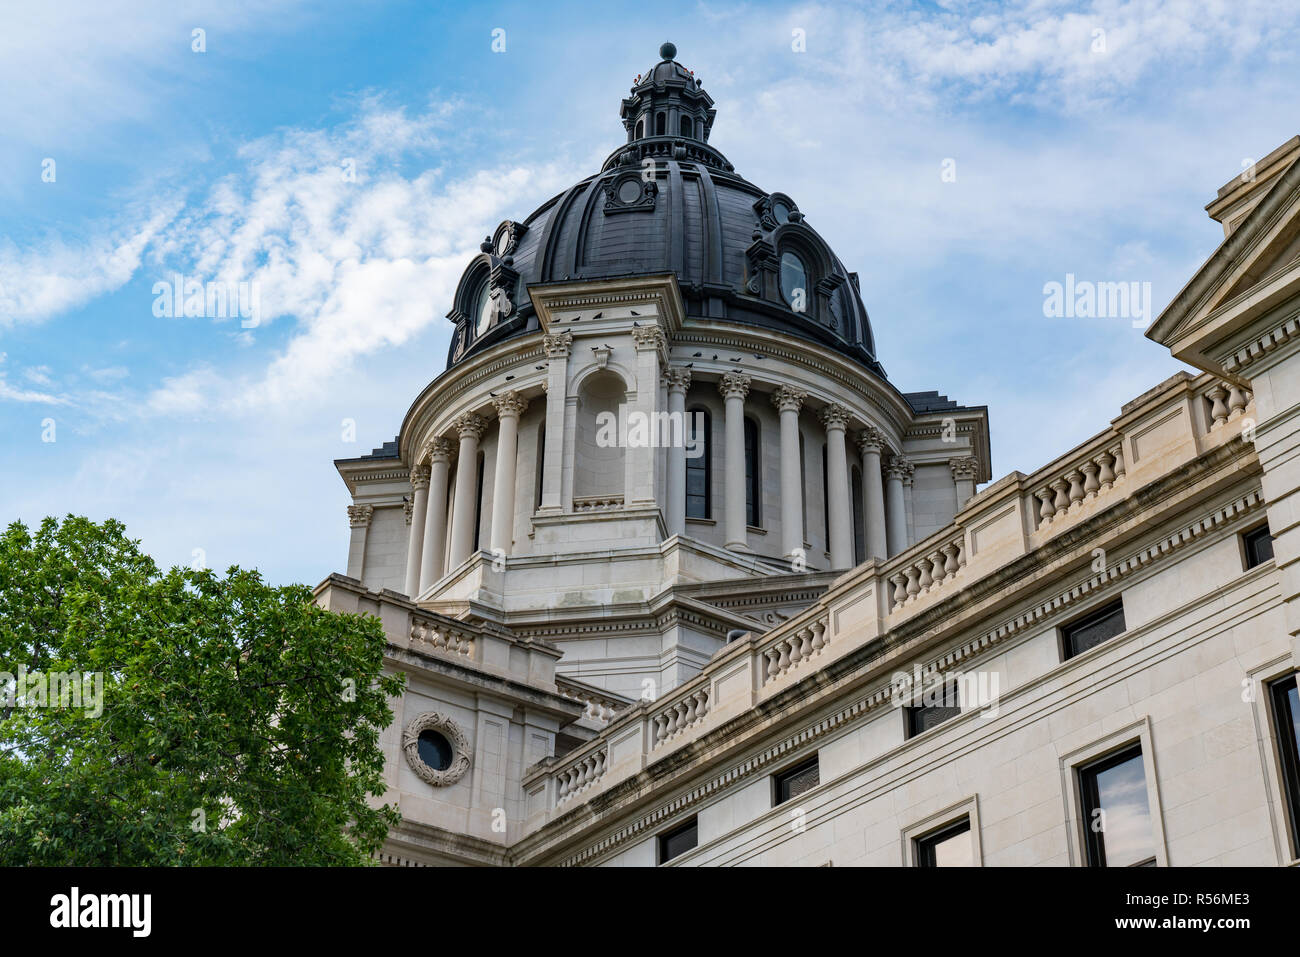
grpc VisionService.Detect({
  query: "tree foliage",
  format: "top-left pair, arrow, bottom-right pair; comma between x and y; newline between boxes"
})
0,516 -> 403,865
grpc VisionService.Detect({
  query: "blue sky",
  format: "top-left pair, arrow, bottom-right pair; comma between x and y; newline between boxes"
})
3,0 -> 1299,585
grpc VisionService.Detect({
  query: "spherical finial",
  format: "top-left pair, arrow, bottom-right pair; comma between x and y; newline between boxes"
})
659,42 -> 676,61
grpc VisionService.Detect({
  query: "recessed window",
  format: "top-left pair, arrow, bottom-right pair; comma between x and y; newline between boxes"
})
655,112 -> 666,136
680,115 -> 692,137
773,756 -> 820,806
851,465 -> 865,564
772,200 -> 792,224
472,452 -> 486,551
474,279 -> 493,336
1061,598 -> 1126,660
416,730 -> 454,771
1078,745 -> 1157,867
1270,674 -> 1300,859
905,678 -> 961,738
779,250 -> 808,311
686,408 -> 711,519
744,416 -> 761,527
658,817 -> 698,864
617,178 -> 642,204
915,817 -> 973,867
635,118 -> 644,139
1244,523 -> 1274,569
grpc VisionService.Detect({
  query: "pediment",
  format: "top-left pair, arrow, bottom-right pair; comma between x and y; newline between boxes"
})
1148,153 -> 1300,377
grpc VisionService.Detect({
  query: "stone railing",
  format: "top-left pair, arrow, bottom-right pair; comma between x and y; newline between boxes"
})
1204,379 -> 1254,430
519,370 -> 1247,827
759,613 -> 831,684
573,494 -> 624,512
556,676 -> 630,727
1031,444 -> 1126,530
886,532 -> 966,610
652,687 -> 711,746
555,745 -> 608,805
409,614 -> 476,659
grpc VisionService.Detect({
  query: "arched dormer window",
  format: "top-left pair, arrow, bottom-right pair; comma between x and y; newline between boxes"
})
779,250 -> 809,313
680,115 -> 692,137
472,276 -> 493,336
744,416 -> 761,528
686,407 -> 711,519
655,112 -> 666,136
635,118 -> 644,139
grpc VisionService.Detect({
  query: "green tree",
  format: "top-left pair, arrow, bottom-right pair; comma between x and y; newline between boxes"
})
0,515 -> 403,865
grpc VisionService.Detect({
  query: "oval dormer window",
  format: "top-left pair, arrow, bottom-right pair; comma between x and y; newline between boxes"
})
772,200 -> 792,224
780,251 -> 808,312
474,280 -> 493,335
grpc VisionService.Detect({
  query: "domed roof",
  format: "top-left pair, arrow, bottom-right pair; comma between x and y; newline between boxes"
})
444,45 -> 882,378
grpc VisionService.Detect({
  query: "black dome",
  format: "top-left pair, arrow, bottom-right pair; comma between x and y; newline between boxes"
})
444,46 -> 882,379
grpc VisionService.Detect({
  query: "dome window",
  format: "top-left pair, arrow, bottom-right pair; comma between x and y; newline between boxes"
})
780,250 -> 809,312
680,115 -> 693,138
635,118 -> 644,139
772,200 -> 792,224
655,112 -> 666,136
474,278 -> 493,335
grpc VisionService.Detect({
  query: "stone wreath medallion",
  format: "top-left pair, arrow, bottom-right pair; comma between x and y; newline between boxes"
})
402,711 -> 472,787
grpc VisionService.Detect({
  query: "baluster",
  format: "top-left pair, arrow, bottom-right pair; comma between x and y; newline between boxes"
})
929,552 -> 946,587
810,620 -> 826,654
1227,384 -> 1248,419
1067,470 -> 1085,508
777,640 -> 792,673
1082,461 -> 1100,499
1036,489 -> 1055,526
797,627 -> 813,661
1207,385 -> 1229,427
765,647 -> 781,680
905,567 -> 920,599
1112,447 -> 1125,479
1051,478 -> 1069,515
1097,452 -> 1115,491
890,573 -> 908,608
942,543 -> 959,577
787,635 -> 804,668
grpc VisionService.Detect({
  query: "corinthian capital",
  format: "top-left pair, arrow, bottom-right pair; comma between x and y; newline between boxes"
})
884,455 -> 913,482
347,504 -> 374,528
662,366 -> 692,393
492,390 -> 528,419
820,403 -> 850,431
631,324 -> 667,354
949,455 -> 979,480
857,425 -> 888,455
409,464 -> 432,490
427,436 -> 456,464
771,385 -> 807,414
543,330 -> 573,358
452,412 -> 487,441
718,371 -> 751,401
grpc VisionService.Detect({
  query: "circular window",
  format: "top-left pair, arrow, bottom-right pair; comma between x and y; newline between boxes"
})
772,200 -> 792,224
474,280 -> 493,335
617,179 -> 642,204
417,730 -> 453,771
780,251 -> 808,311
402,712 -> 471,787
494,231 -> 511,257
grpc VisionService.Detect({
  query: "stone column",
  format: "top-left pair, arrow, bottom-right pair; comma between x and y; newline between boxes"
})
630,325 -> 667,506
719,371 -> 752,551
772,386 -> 807,560
950,455 -> 979,510
346,504 -> 373,581
822,403 -> 853,569
419,437 -> 455,592
663,367 -> 692,537
858,427 -> 889,561
404,464 -> 431,597
489,391 -> 528,555
538,331 -> 572,514
884,455 -> 912,556
448,412 -> 487,569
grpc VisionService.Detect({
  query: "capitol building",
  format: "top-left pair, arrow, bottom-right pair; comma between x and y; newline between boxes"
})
315,45 -> 1300,867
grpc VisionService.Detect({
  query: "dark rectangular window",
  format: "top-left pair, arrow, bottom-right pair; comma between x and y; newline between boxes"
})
773,755 -> 820,806
915,817 -> 973,867
472,453 -> 486,551
744,417 -> 761,527
1270,675 -> 1300,859
1079,745 -> 1156,867
905,678 -> 961,738
658,817 -> 698,864
686,409 -> 711,519
1061,599 -> 1126,660
821,444 -> 830,548
1244,524 -> 1274,569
